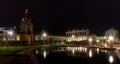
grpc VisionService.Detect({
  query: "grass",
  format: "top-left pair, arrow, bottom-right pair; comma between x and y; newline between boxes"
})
0,46 -> 40,55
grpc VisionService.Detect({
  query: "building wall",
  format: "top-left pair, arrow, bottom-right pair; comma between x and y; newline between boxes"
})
66,29 -> 90,42
105,28 -> 119,43
0,27 -> 16,41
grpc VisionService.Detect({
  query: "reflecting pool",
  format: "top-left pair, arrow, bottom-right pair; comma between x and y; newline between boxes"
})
18,46 -> 120,64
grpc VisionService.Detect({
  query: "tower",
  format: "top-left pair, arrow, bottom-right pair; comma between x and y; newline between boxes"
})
20,9 -> 33,34
20,9 -> 33,44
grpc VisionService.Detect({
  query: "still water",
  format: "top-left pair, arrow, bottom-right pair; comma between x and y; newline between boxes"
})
20,47 -> 120,64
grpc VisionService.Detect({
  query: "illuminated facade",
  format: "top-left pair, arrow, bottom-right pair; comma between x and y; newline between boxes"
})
0,26 -> 16,41
35,35 -> 66,42
20,9 -> 33,34
66,29 -> 90,42
19,9 -> 33,43
105,28 -> 119,43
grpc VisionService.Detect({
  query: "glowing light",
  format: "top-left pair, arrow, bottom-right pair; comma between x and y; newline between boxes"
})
7,31 -> 13,35
72,35 -> 75,38
89,38 -> 93,46
84,48 -> 87,53
3,37 -> 6,41
109,55 -> 114,63
42,33 -> 47,37
43,51 -> 47,58
104,43 -> 107,47
105,50 -> 107,53
104,36 -> 106,39
68,39 -> 71,42
35,50 -> 38,54
89,38 -> 93,42
96,40 -> 100,43
89,50 -> 93,58
107,40 -> 110,43
96,48 -> 99,54
72,49 -> 75,55
80,47 -> 82,52
16,36 -> 20,41
109,36 -> 114,41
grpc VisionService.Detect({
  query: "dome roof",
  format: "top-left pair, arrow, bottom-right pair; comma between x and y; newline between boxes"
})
105,27 -> 118,34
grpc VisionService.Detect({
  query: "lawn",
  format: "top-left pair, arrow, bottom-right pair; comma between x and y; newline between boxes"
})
0,46 -> 39,55
52,44 -> 74,47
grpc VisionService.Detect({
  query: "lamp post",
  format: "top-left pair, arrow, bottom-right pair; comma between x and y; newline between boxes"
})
42,32 -> 47,44
89,38 -> 93,46
108,36 -> 114,48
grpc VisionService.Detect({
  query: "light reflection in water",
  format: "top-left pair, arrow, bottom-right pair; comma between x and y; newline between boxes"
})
67,47 -> 88,53
72,49 -> 75,55
97,48 -> 99,54
35,50 -> 38,54
109,55 -> 114,63
43,50 -> 47,59
89,50 -> 92,58
80,47 -> 82,52
84,48 -> 87,53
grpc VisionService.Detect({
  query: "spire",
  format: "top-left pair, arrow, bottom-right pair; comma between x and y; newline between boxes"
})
20,9 -> 33,34
25,9 -> 29,14
24,8 -> 29,19
111,27 -> 114,29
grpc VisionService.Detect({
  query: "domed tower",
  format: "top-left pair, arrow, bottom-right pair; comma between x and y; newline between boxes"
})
20,9 -> 33,34
20,9 -> 33,44
105,27 -> 119,43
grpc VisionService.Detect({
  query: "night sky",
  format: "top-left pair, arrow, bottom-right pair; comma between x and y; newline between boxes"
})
0,0 -> 120,35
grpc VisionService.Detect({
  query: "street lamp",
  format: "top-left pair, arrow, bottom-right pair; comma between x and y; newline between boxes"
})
42,32 -> 47,37
89,37 -> 93,46
42,32 -> 47,44
96,39 -> 99,43
108,36 -> 114,48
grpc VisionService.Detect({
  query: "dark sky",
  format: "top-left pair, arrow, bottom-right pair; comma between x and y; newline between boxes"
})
0,0 -> 120,35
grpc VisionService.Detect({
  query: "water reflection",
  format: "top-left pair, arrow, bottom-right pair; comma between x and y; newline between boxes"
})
89,50 -> 92,58
67,47 -> 88,53
18,46 -> 120,64
72,49 -> 75,55
96,48 -> 99,54
43,50 -> 47,59
84,47 -> 87,53
109,55 -> 114,63
35,49 -> 39,54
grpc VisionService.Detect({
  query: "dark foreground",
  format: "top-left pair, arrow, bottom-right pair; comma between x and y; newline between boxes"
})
1,47 -> 120,64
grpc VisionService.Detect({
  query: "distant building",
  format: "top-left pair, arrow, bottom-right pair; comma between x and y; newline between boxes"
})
18,9 -> 33,44
105,27 -> 119,43
35,35 -> 66,42
0,26 -> 16,41
20,9 -> 33,34
66,29 -> 90,42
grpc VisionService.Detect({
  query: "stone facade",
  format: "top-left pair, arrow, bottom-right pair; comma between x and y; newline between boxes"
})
105,27 -> 119,43
66,29 -> 90,42
19,9 -> 33,44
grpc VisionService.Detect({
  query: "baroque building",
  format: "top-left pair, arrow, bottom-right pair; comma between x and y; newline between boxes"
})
20,9 -> 33,34
66,29 -> 90,42
19,9 -> 33,44
105,27 -> 119,43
